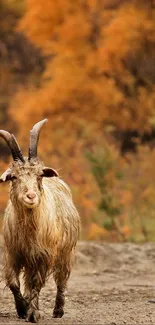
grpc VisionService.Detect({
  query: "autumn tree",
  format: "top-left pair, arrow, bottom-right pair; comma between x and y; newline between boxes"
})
4,0 -> 155,238
14,0 -> 155,131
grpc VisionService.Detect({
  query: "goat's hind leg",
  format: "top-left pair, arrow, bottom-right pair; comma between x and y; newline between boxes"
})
5,264 -> 27,319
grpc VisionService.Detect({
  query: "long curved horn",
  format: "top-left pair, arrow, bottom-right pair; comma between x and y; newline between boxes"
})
0,130 -> 24,162
28,119 -> 48,160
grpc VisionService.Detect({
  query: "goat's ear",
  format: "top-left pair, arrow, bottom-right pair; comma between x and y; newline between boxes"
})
41,167 -> 59,178
0,168 -> 14,183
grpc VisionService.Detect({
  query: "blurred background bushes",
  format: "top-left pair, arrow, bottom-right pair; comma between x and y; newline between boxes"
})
0,0 -> 155,241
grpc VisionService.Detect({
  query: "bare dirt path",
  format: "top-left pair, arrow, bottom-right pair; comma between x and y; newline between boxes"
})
1,241 -> 155,324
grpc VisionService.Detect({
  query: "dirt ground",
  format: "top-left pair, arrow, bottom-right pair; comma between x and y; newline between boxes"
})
1,241 -> 155,324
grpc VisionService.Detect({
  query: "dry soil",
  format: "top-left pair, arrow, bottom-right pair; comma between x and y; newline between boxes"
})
1,241 -> 155,324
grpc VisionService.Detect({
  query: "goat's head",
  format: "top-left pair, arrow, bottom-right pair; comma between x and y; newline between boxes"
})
0,119 -> 58,209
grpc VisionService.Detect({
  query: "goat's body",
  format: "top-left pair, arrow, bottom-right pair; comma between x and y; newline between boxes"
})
0,119 -> 80,322
3,177 -> 80,321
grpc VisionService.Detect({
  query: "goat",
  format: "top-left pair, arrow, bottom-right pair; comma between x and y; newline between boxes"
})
0,119 -> 80,322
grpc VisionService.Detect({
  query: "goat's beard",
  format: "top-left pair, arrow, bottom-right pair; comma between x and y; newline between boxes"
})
23,201 -> 39,209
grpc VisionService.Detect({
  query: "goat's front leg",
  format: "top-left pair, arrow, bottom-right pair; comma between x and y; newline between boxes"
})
24,267 -> 46,323
26,288 -> 41,323
53,284 -> 66,318
5,263 -> 28,319
53,257 -> 71,318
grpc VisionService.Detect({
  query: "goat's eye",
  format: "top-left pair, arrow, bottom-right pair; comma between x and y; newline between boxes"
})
11,175 -> 17,181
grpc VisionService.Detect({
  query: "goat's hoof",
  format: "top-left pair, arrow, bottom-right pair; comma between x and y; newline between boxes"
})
16,299 -> 28,319
53,308 -> 64,318
26,308 -> 40,323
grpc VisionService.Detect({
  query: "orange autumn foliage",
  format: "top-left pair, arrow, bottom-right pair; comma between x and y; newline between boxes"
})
0,0 -> 155,241
88,222 -> 108,241
16,0 -> 155,131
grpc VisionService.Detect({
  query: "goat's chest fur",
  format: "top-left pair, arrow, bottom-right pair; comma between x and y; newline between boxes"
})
5,213 -> 56,271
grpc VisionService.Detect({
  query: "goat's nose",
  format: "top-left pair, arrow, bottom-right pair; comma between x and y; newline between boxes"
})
26,191 -> 36,200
